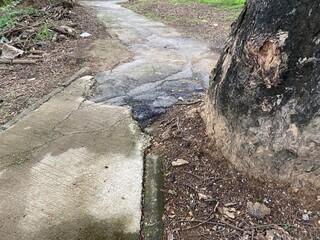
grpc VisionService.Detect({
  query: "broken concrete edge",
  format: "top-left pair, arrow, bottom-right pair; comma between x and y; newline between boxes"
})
0,67 -> 92,132
142,153 -> 165,240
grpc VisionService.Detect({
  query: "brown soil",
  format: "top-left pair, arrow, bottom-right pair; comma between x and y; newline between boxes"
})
0,3 -> 132,125
124,1 -> 320,238
146,103 -> 320,239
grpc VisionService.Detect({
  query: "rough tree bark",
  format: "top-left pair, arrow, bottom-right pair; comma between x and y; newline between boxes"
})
205,0 -> 320,188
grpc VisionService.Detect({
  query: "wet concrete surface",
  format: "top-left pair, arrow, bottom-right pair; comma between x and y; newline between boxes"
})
82,0 -> 219,127
0,76 -> 147,239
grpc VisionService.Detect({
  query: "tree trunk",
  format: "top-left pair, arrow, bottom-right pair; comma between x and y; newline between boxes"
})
205,0 -> 320,188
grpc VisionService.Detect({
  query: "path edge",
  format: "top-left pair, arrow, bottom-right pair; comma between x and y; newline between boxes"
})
0,67 -> 92,132
143,153 -> 165,240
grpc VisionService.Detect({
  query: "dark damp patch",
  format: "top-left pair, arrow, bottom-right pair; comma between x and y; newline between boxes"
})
33,215 -> 139,240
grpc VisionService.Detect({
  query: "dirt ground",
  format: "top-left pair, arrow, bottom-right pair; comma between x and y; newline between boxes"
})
123,0 -> 242,50
124,1 -> 320,239
146,103 -> 320,240
0,3 -> 132,125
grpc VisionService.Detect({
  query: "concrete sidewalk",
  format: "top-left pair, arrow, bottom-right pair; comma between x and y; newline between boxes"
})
0,76 -> 147,239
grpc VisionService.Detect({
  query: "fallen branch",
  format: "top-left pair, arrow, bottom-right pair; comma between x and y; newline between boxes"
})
29,49 -> 45,54
0,59 -> 37,64
27,55 -> 43,59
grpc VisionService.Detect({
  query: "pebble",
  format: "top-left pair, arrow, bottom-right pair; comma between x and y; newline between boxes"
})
80,32 -> 92,38
302,213 -> 310,221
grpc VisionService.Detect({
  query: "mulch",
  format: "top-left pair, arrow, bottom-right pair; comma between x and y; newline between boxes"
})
146,103 -> 320,240
0,2 -> 108,125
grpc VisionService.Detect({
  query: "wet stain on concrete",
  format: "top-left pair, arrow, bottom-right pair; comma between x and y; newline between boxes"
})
33,216 -> 139,240
81,0 -> 219,128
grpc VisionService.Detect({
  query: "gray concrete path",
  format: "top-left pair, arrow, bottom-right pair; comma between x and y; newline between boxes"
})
0,77 -> 147,239
0,1 -> 218,239
82,0 -> 219,127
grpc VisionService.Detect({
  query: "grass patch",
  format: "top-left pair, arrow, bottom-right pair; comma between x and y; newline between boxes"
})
199,0 -> 245,10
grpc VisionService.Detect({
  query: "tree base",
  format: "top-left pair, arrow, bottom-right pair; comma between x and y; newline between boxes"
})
204,98 -> 320,189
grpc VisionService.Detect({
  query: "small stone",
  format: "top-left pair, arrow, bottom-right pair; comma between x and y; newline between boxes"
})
213,23 -> 219,27
247,201 -> 271,219
171,159 -> 189,166
302,213 -> 310,221
291,187 -> 299,193
80,32 -> 92,38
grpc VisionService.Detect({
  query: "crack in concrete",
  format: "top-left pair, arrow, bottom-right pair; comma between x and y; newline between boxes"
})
52,98 -> 87,133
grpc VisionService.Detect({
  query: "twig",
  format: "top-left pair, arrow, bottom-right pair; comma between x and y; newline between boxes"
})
29,49 -> 45,54
183,183 -> 199,193
176,117 -> 181,131
213,201 -> 219,212
184,215 -> 216,230
27,55 -> 43,59
177,219 -> 244,232
244,223 -> 297,230
181,170 -> 202,179
162,118 -> 175,127
175,99 -> 202,105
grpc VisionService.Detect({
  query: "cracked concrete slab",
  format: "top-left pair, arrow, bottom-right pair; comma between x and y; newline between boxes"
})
81,0 -> 219,127
0,76 -> 147,240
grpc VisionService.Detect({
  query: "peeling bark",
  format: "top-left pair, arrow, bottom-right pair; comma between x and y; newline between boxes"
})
205,0 -> 320,188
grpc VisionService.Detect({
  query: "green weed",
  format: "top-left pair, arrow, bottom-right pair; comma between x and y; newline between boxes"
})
0,7 -> 39,31
34,23 -> 53,41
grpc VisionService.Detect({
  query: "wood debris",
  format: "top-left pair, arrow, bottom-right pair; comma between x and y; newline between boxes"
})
0,1 -> 81,64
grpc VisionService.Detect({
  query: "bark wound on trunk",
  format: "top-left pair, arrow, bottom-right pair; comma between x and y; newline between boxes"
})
205,0 -> 320,188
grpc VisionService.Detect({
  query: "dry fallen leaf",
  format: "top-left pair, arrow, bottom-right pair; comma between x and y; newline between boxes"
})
198,193 -> 209,200
223,207 -> 236,219
171,159 -> 189,166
